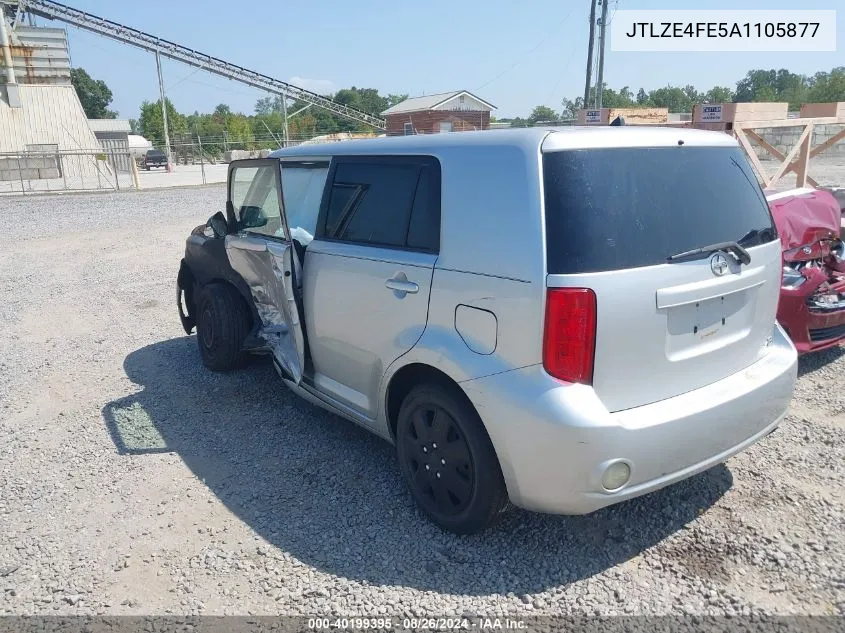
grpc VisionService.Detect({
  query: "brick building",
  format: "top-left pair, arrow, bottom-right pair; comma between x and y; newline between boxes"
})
381,90 -> 495,136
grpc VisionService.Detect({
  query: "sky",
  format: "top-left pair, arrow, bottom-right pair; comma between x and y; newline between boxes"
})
27,0 -> 845,120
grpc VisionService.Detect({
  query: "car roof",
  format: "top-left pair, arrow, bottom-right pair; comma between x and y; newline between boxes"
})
268,125 -> 736,159
269,127 -> 548,159
541,125 -> 737,150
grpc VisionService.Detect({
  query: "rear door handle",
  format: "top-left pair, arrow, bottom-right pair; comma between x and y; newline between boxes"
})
385,275 -> 419,295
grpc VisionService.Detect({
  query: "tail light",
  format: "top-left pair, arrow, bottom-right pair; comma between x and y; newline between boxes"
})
543,288 -> 597,384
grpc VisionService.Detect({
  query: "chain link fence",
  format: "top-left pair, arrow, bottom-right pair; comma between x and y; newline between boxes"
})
0,149 -> 137,195
3,126 -> 553,195
140,133 -> 325,167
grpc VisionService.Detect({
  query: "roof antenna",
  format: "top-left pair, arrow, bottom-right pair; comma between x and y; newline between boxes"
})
610,116 -> 625,126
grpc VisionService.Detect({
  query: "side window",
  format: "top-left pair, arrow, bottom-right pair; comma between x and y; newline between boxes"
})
328,162 -> 420,248
230,164 -> 283,238
281,164 -> 329,246
325,183 -> 363,238
406,165 -> 441,252
320,157 -> 441,252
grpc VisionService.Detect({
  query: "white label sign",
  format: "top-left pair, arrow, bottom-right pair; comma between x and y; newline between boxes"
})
611,10 -> 836,52
700,105 -> 723,122
585,110 -> 602,124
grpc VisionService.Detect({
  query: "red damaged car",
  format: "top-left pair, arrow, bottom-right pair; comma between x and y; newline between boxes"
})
766,187 -> 845,354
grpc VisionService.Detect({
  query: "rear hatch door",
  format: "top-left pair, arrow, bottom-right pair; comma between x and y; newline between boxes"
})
542,139 -> 782,412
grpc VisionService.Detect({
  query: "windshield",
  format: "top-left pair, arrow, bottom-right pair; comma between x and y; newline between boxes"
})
542,146 -> 777,274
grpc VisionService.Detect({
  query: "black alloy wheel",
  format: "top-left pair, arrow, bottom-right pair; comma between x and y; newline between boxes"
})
194,283 -> 250,372
404,403 -> 475,516
396,383 -> 509,534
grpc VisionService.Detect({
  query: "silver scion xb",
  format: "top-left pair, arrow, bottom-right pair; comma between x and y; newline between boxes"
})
176,127 -> 798,534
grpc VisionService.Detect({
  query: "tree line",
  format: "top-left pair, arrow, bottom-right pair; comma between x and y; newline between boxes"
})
502,66 -> 845,127
71,65 -> 844,150
130,88 -> 408,157
69,68 -> 406,155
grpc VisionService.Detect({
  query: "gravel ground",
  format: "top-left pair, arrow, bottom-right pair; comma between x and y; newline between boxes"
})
0,186 -> 842,618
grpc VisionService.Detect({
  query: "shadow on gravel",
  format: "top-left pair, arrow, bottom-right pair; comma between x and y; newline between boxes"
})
104,337 -> 733,596
797,344 -> 845,378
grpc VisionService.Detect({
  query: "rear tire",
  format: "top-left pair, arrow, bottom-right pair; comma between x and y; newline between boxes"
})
396,383 -> 509,534
195,283 -> 251,371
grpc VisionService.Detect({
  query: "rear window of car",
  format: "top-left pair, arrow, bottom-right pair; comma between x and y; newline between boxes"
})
542,146 -> 777,274
147,150 -> 164,158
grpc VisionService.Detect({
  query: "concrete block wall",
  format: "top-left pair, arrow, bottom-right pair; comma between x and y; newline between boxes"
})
222,149 -> 274,162
750,124 -> 845,160
0,155 -> 60,181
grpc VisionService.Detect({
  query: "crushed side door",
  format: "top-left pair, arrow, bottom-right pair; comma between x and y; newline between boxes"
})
222,159 -> 307,382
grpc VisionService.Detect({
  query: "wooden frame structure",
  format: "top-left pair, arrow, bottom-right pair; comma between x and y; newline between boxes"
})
576,101 -> 844,190
732,117 -> 845,189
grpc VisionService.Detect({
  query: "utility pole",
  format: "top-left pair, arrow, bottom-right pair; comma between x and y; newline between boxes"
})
595,0 -> 610,110
280,95 -> 289,148
583,0 -> 598,106
155,50 -> 173,173
196,126 -> 206,185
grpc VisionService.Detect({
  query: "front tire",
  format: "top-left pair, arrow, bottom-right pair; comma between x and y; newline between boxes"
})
195,283 -> 251,371
396,383 -> 509,534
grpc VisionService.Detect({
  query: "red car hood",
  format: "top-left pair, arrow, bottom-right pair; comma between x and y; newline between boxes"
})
766,188 -> 841,260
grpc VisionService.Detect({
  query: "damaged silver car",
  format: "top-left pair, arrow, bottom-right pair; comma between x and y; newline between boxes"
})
176,128 -> 797,534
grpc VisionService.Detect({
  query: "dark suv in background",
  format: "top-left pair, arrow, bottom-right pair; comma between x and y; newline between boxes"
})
143,149 -> 167,170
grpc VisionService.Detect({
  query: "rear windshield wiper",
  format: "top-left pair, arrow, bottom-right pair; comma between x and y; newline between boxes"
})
737,227 -> 775,247
666,241 -> 751,265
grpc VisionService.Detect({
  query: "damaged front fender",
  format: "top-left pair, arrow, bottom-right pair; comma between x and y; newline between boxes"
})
177,259 -> 197,334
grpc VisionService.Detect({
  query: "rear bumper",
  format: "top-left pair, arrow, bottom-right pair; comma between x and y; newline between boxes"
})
778,282 -> 845,354
461,323 -> 798,515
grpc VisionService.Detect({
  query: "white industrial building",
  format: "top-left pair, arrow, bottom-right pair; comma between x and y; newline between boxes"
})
1,6 -> 123,190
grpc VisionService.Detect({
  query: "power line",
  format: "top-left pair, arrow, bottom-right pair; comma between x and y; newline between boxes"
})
165,66 -> 203,92
178,76 -> 266,100
609,0 -> 621,25
546,39 -> 581,107
475,9 -> 576,92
